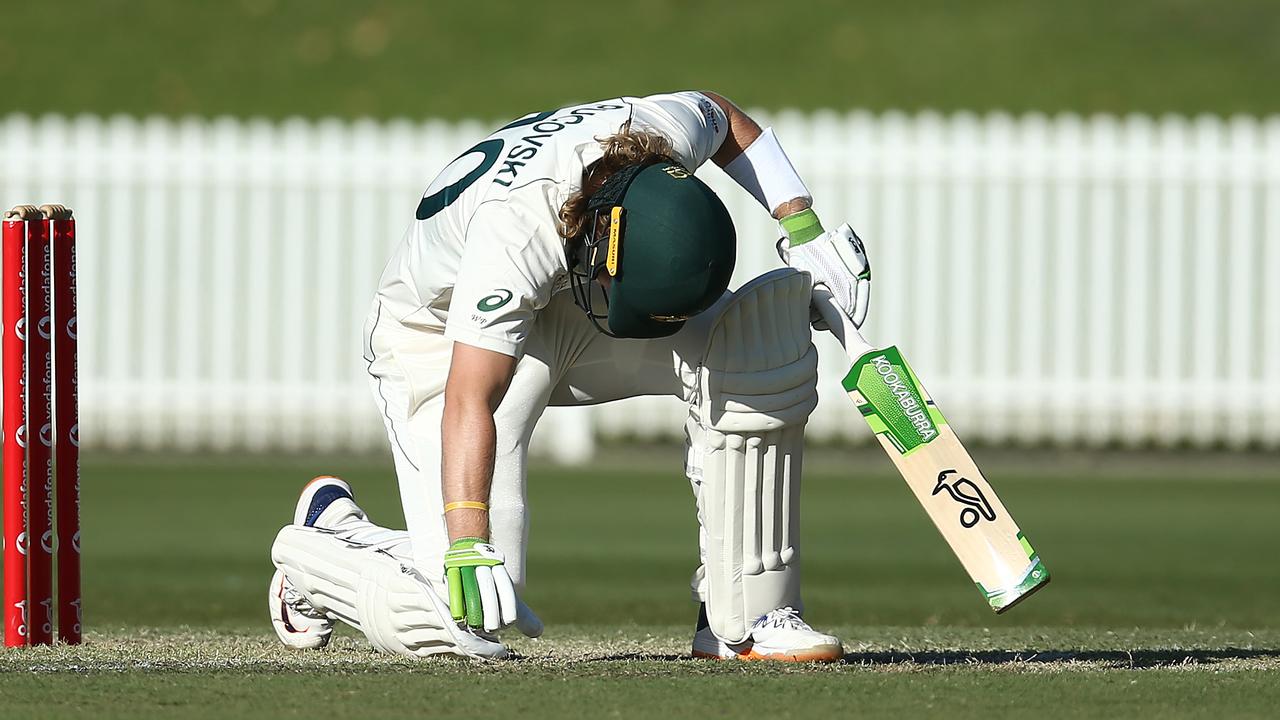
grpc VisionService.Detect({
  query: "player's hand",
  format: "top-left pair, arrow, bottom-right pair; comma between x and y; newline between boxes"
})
777,223 -> 871,329
444,537 -> 540,636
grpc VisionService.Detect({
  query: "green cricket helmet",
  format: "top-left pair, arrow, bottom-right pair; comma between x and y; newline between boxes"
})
567,162 -> 736,338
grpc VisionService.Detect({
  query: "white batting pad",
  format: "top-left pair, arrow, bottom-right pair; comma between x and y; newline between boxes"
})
686,269 -> 818,643
271,525 -> 508,659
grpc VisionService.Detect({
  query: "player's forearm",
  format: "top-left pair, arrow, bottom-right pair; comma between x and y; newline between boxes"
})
440,342 -> 516,542
441,396 -> 497,541
706,91 -> 762,167
703,91 -> 813,221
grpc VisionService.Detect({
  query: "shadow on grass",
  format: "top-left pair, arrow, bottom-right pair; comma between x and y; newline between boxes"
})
840,648 -> 1280,668
564,648 -> 1280,668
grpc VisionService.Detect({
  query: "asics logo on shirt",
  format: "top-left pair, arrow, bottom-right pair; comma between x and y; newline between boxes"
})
477,289 -> 514,311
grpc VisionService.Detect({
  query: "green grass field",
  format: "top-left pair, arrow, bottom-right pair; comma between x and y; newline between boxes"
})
4,1 -> 1280,119
2,448 -> 1278,717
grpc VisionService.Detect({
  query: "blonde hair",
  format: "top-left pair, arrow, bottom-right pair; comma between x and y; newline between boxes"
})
558,125 -> 674,242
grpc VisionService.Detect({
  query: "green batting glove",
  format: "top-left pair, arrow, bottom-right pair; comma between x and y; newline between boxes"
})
443,537 -> 518,631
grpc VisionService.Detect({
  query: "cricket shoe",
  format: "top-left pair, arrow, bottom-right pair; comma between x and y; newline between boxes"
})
691,605 -> 843,662
294,475 -> 363,529
269,568 -> 335,649
269,476 -> 358,649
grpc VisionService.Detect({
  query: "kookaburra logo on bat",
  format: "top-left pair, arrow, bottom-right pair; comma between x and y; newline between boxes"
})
932,469 -> 997,528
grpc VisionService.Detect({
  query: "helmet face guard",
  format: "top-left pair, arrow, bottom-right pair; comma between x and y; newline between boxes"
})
567,163 -> 655,338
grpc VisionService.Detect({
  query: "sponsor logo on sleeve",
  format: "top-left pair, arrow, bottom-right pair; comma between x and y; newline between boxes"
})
698,98 -> 721,134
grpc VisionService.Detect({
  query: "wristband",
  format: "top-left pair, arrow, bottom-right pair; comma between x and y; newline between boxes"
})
779,208 -> 824,247
722,127 -> 812,213
444,501 -> 489,513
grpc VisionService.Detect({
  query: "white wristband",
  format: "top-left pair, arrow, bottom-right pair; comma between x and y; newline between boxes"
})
722,127 -> 811,213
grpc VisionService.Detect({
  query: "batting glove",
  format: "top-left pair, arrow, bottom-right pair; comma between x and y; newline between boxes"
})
777,212 -> 871,330
444,537 -> 524,633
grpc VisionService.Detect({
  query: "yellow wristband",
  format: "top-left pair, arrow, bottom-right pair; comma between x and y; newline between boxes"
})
444,501 -> 489,513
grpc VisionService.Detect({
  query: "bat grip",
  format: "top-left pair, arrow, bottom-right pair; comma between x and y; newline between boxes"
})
811,286 -> 875,361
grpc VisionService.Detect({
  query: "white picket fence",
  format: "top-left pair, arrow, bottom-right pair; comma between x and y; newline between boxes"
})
2,111 -> 1278,458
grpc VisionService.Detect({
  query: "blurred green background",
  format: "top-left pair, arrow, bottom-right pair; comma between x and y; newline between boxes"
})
4,0 -> 1279,119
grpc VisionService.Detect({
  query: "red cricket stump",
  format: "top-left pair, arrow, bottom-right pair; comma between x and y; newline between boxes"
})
2,205 -> 80,647
51,214 -> 80,645
2,215 -> 27,647
25,216 -> 54,645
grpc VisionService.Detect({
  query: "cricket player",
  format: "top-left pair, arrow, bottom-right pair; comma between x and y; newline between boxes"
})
269,91 -> 871,662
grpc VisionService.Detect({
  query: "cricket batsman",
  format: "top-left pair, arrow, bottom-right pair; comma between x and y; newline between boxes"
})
268,91 -> 871,662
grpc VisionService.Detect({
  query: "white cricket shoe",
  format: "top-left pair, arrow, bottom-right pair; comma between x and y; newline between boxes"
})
269,476 -> 357,650
692,606 -> 844,662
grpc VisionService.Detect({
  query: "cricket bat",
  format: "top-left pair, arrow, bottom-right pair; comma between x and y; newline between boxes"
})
813,289 -> 1049,612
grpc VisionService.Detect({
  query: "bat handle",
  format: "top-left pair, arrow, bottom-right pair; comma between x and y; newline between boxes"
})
811,286 -> 875,360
